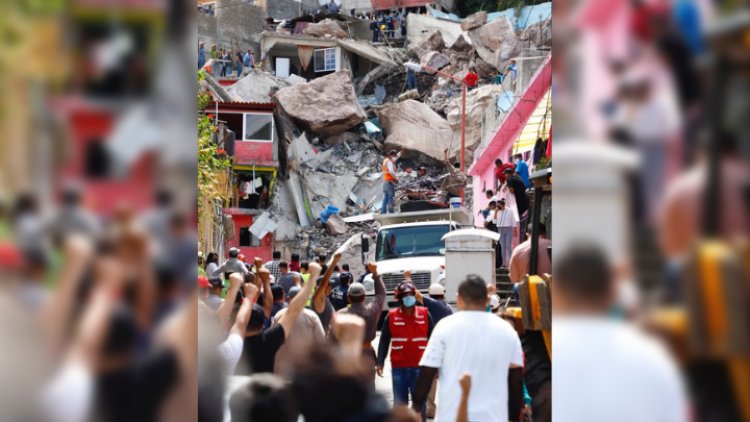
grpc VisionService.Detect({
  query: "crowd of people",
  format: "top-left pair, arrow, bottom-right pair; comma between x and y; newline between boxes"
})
1,185 -> 198,421
195,243 -> 542,422
477,153 -> 552,277
198,41 -> 255,78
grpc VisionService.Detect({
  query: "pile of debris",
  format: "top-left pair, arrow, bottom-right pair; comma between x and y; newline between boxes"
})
259,70 -> 465,263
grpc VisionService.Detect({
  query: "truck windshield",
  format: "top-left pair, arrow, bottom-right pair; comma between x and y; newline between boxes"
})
375,225 -> 450,261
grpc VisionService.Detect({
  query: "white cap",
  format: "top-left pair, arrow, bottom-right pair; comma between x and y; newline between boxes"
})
428,283 -> 445,296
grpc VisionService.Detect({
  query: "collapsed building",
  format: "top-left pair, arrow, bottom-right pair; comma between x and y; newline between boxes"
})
199,3 -> 552,274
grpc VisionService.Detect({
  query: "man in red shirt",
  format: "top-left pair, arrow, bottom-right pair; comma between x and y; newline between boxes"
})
464,68 -> 479,89
494,158 -> 516,186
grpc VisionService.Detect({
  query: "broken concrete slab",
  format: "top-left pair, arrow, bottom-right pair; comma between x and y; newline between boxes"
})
326,214 -> 347,236
275,71 -> 367,136
520,19 -> 552,49
468,16 -> 521,70
337,39 -> 398,69
301,171 -> 359,218
343,213 -> 374,223
375,99 -> 457,164
287,133 -> 317,165
287,171 -> 311,227
445,84 -> 505,154
420,51 -> 451,73
227,68 -> 291,103
460,11 -> 487,31
407,13 -> 468,49
449,34 -> 473,52
249,212 -> 277,240
408,31 -> 446,59
352,178 -> 383,211
302,19 -> 348,39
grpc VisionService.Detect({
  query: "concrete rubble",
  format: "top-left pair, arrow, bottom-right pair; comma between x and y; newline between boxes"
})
420,51 -> 451,72
227,69 -> 291,103
467,16 -> 521,70
302,19 -> 348,39
218,5 -> 551,261
375,100 -> 458,164
460,11 -> 487,31
275,70 -> 367,136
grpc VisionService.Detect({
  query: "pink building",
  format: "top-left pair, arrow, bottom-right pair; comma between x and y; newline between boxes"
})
468,55 -> 552,227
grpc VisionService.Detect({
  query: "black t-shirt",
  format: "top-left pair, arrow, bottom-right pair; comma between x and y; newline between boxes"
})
238,324 -> 286,374
95,348 -> 180,422
508,176 -> 529,215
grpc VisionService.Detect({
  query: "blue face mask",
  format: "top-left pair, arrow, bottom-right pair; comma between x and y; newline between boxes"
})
402,295 -> 417,308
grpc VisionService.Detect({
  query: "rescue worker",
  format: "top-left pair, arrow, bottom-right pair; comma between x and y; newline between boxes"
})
376,281 -> 434,410
381,149 -> 401,214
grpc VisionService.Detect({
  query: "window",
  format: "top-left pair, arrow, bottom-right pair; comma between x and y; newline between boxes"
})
375,224 -> 451,261
242,113 -> 273,142
239,227 -> 262,247
313,48 -> 337,72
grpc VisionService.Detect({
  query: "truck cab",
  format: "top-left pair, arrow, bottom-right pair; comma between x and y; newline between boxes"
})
362,208 -> 472,308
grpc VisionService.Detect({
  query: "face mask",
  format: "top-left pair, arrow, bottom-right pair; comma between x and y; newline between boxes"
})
402,295 -> 416,308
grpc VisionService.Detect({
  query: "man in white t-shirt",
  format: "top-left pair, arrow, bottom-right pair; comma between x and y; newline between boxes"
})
552,242 -> 688,422
495,198 -> 518,268
411,275 -> 524,422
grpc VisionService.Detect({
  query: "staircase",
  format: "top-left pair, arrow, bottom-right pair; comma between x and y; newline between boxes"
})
495,267 -> 516,305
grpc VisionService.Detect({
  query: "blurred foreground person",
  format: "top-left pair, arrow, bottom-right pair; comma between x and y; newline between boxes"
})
552,242 -> 688,422
334,262 -> 386,389
412,275 -> 524,422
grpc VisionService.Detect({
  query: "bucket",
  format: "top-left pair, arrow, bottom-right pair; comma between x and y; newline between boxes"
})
319,205 -> 340,223
449,197 -> 462,209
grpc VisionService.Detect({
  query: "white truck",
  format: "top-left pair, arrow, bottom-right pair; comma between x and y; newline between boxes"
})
361,208 -> 473,309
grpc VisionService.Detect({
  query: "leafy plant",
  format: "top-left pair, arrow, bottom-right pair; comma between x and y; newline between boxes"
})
197,70 -> 232,221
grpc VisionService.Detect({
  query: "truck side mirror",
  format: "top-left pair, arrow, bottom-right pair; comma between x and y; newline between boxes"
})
361,235 -> 370,253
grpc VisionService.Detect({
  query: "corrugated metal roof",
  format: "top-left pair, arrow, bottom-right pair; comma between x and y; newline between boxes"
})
513,89 -> 551,154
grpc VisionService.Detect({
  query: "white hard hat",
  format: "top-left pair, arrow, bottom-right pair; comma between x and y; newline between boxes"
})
428,283 -> 445,296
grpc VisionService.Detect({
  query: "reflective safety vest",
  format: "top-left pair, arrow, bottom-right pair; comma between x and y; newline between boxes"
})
388,306 -> 429,368
382,158 -> 396,182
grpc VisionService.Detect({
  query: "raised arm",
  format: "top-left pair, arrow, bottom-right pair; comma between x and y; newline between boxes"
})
369,262 -> 386,310
313,252 -> 341,313
42,235 -> 94,353
258,267 -> 273,318
456,372 -> 472,422
277,262 -> 322,338
217,273 -> 243,331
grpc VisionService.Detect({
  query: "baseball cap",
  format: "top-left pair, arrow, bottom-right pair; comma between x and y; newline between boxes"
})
208,278 -> 224,289
395,281 -> 416,298
348,282 -> 366,297
228,247 -> 240,258
428,283 -> 445,296
198,275 -> 210,289
0,243 -> 24,270
388,149 -> 399,156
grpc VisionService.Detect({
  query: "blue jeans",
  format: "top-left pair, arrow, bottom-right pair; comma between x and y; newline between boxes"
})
382,181 -> 395,214
236,64 -> 242,77
498,226 -> 513,267
392,367 -> 420,406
